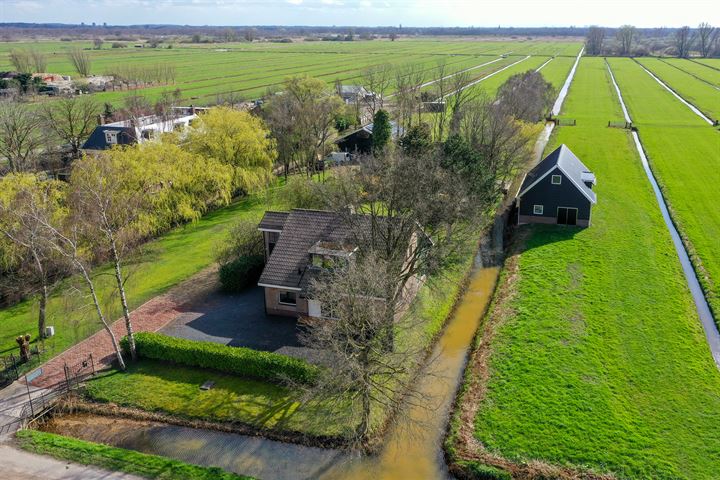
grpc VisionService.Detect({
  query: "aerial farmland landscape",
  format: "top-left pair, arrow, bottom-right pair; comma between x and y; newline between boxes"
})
0,1 -> 719,479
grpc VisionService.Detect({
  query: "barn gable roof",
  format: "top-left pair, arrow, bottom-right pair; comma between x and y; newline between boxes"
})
518,144 -> 597,204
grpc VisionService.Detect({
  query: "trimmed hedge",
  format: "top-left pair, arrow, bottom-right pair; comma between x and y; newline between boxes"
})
123,332 -> 319,384
16,429 -> 252,480
218,255 -> 264,293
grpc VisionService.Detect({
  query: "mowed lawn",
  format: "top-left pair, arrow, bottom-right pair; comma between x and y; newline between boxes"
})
635,57 -> 720,121
457,57 -> 720,479
608,57 -> 720,317
0,191 -> 276,359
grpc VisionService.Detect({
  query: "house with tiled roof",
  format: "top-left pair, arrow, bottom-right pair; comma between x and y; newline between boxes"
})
257,208 -> 421,319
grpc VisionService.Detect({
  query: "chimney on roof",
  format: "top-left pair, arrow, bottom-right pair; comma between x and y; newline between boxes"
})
97,114 -> 105,126
190,104 -> 196,115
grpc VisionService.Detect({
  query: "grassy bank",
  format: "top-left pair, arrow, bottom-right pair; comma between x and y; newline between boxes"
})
16,429 -> 252,480
607,57 -> 720,317
447,57 -> 720,479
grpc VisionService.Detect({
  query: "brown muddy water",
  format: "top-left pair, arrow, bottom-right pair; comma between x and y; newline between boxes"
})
42,260 -> 501,480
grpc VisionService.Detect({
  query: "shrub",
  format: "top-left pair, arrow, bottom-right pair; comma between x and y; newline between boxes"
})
456,461 -> 512,480
124,332 -> 319,384
218,254 -> 264,292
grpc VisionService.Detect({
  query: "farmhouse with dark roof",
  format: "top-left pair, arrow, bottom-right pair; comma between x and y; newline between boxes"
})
516,144 -> 597,227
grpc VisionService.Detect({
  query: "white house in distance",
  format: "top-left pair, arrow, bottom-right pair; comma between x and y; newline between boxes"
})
82,106 -> 207,151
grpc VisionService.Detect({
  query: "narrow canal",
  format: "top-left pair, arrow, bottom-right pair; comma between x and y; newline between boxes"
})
41,47 -> 587,480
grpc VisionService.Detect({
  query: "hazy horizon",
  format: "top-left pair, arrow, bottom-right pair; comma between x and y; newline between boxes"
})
1,0 -> 715,29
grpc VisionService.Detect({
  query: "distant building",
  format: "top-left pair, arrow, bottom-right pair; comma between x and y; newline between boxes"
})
335,121 -> 404,155
337,85 -> 375,104
516,144 -> 597,227
82,108 -> 202,151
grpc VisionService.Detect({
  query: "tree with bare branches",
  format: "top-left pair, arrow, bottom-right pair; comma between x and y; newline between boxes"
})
41,96 -> 101,159
674,26 -> 693,58
299,252 -> 428,445
585,26 -> 605,55
0,102 -> 43,173
68,157 -> 150,361
697,23 -> 715,57
496,70 -> 555,123
616,25 -> 636,56
8,49 -> 32,73
68,47 -> 92,76
362,63 -> 393,116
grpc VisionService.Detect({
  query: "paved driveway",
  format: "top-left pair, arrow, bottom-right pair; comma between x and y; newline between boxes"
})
160,287 -> 302,352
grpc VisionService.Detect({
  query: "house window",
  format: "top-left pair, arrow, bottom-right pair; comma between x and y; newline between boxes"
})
551,175 -> 562,185
533,205 -> 544,215
279,291 -> 297,306
104,131 -> 118,145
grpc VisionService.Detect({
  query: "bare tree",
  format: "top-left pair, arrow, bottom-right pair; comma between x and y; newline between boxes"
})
35,213 -> 126,370
693,23 -> 715,59
446,69 -> 475,135
0,177 -> 66,339
394,63 -> 425,130
41,96 -> 101,159
298,253 -> 428,445
585,26 -> 605,55
447,94 -> 538,203
29,49 -> 47,73
616,25 -> 636,56
93,38 -> 104,50
264,76 -> 343,177
362,63 -> 393,116
244,28 -> 256,42
8,49 -> 32,73
496,70 -> 556,122
68,47 -> 92,76
674,26 -> 693,58
69,157 -> 147,361
0,102 -> 43,173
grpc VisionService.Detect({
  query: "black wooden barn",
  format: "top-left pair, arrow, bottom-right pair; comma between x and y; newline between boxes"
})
516,145 -> 597,227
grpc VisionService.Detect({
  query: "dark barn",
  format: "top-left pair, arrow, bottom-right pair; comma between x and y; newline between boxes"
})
516,144 -> 597,227
335,121 -> 403,154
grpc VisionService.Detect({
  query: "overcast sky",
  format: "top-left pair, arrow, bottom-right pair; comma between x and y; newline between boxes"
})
2,0 -> 717,28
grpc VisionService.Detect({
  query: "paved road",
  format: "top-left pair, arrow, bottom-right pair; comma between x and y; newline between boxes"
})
0,444 -> 143,480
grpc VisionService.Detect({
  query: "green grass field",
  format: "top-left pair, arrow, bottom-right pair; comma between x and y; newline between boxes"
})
0,39 -> 581,105
661,58 -> 720,87
448,57 -> 720,479
607,57 -> 720,317
16,429 -> 252,480
635,57 -> 720,121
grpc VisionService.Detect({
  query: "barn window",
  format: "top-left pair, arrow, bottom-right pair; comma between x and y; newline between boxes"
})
551,175 -> 562,185
104,131 -> 118,145
533,205 -> 544,215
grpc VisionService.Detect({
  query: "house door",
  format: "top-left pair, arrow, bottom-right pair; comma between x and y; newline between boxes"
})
557,207 -> 578,226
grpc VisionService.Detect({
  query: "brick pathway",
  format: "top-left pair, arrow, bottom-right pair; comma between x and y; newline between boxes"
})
27,266 -> 219,389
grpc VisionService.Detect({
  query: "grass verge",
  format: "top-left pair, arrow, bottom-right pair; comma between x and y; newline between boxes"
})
15,429 -> 252,480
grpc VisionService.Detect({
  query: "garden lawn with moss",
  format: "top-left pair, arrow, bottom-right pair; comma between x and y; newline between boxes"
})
608,57 -> 720,317
447,57 -> 720,479
16,429 -> 252,480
